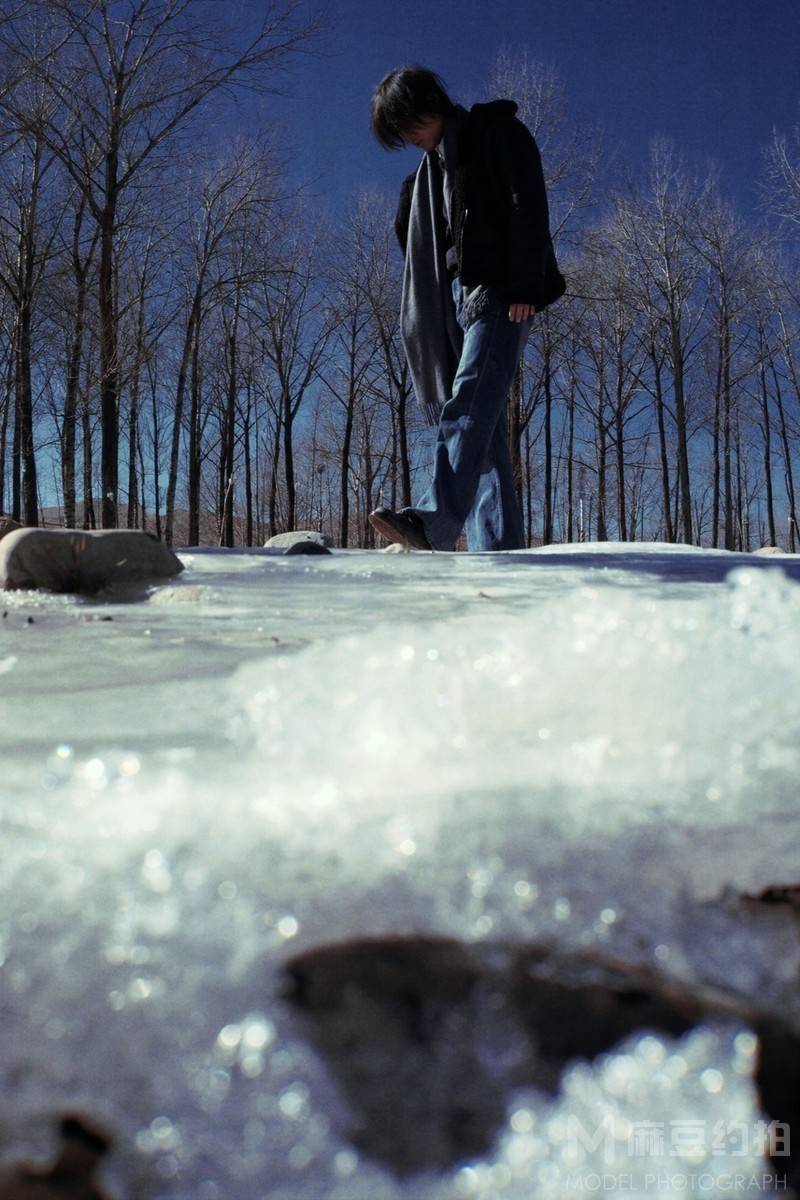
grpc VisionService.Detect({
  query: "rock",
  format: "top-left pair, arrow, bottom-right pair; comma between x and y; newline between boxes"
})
508,944 -> 744,1093
0,516 -> 21,541
0,528 -> 184,594
264,530 -> 332,550
753,545 -> 788,555
287,938 -> 493,1173
284,540 -> 331,556
381,542 -> 408,553
287,935 -> 480,1015
511,945 -> 800,1186
286,936 -> 800,1182
0,1111 -> 112,1199
742,882 -> 800,913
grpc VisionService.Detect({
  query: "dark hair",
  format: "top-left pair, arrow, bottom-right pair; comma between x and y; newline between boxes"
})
371,66 -> 455,150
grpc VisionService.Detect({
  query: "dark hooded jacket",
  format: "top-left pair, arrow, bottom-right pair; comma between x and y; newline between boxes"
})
395,100 -> 566,311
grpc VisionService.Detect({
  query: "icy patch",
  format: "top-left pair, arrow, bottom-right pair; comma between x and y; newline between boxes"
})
0,548 -> 798,1197
233,563 -> 800,839
149,584 -> 213,605
454,1026 -> 774,1200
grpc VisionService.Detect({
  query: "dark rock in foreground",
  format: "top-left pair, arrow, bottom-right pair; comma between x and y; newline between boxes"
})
0,1112 -> 112,1199
284,540 -> 332,556
287,935 -> 800,1184
743,883 -> 800,914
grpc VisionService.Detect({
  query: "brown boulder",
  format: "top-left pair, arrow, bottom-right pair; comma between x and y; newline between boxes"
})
0,1112 -> 112,1200
0,527 -> 183,593
287,935 -> 800,1182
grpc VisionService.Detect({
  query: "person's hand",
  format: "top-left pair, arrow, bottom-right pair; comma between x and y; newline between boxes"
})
509,302 -> 535,322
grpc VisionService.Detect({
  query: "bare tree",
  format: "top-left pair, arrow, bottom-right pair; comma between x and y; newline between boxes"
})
486,48 -> 600,242
1,0 -> 317,528
692,181 -> 761,548
257,219 -> 331,535
356,191 -> 417,512
59,192 -> 99,527
321,201 -> 388,548
763,116 -> 800,229
162,139 -> 280,545
0,107 -> 62,523
614,142 -> 707,543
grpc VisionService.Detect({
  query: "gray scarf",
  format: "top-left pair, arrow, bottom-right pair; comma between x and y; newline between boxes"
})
400,145 -> 463,427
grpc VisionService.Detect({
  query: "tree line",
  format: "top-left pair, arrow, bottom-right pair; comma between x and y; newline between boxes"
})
0,7 -> 798,550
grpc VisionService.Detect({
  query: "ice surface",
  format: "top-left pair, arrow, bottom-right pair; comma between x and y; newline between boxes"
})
1,544 -> 799,1198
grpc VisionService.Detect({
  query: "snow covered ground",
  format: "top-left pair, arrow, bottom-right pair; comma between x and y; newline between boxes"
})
1,542 -> 799,1199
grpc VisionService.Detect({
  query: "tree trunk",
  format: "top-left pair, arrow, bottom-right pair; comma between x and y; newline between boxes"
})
362,422 -> 374,547
610,313 -> 628,541
397,369 -> 412,509
566,376 -> 575,542
595,350 -> 608,543
150,366 -> 162,541
651,350 -> 674,542
339,391 -> 354,548
542,338 -> 553,544
596,404 -> 608,542
282,386 -> 295,534
126,277 -> 148,530
0,362 -> 9,514
63,288 -> 87,528
671,324 -> 693,544
759,346 -> 777,548
137,421 -> 148,533
1,325 -> 17,518
525,426 -> 534,545
734,407 -> 744,551
710,339 -> 722,549
217,406 -> 229,543
126,389 -> 137,528
721,312 -> 734,550
17,297 -> 38,525
223,321 -> 238,548
166,300 -> 199,546
268,414 -> 281,537
11,387 -> 20,522
81,384 -> 96,530
614,368 -> 627,541
187,319 -> 202,545
770,360 -> 798,552
98,180 -> 120,528
63,200 -> 94,530
244,383 -> 253,548
508,361 -> 524,504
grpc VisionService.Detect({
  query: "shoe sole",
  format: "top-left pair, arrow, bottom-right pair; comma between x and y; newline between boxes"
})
368,511 -> 430,551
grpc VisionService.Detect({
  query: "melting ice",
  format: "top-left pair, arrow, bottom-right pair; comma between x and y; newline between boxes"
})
0,543 -> 799,1198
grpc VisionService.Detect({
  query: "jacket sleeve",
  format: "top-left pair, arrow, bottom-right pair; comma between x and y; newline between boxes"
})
394,172 -> 417,255
491,118 -> 553,306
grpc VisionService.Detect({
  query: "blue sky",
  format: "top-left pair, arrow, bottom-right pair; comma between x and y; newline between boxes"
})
245,0 -> 800,220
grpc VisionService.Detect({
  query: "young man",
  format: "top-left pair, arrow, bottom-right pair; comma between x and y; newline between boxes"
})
369,65 -> 565,551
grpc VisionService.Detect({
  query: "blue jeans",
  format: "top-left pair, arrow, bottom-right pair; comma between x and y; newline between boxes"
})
406,277 -> 532,551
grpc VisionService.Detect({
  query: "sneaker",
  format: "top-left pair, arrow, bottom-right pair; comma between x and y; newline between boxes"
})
368,506 -> 431,550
